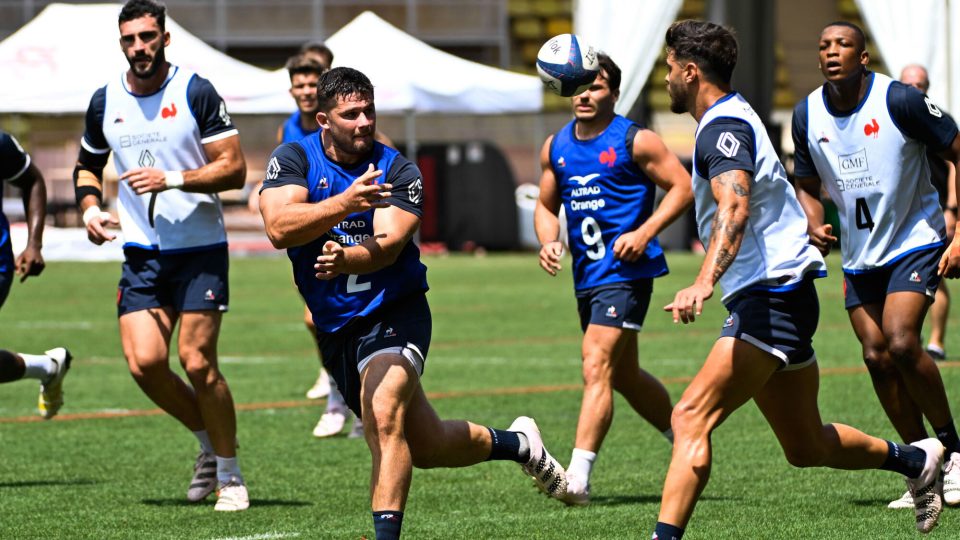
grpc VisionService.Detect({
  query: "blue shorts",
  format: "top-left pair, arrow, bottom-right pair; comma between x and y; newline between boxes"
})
316,292 -> 432,417
843,246 -> 942,309
117,246 -> 229,317
0,270 -> 11,309
720,278 -> 820,370
575,279 -> 653,333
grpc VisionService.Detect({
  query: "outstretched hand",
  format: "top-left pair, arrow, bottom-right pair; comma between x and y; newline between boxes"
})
339,164 -> 391,214
664,281 -> 714,324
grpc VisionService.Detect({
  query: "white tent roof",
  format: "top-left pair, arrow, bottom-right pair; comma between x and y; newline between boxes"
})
0,3 -> 291,114
0,5 -> 541,115
325,11 -> 542,113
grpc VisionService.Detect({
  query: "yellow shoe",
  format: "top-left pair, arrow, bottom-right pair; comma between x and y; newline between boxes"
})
38,348 -> 72,420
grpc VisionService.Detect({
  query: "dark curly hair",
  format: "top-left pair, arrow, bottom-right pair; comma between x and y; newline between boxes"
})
119,0 -> 166,31
317,67 -> 374,111
665,20 -> 738,85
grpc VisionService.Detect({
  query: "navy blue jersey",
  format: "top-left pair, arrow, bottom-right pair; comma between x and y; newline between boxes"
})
263,133 -> 428,333
281,111 -> 320,144
0,131 -> 32,272
550,115 -> 667,290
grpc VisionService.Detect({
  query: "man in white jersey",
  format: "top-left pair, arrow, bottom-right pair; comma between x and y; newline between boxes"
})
900,64 -> 957,362
650,20 -> 945,539
535,53 -> 692,506
73,0 -> 248,511
792,22 -> 960,510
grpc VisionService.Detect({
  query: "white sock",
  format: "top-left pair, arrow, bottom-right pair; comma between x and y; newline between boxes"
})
662,428 -> 675,444
568,448 -> 597,480
19,353 -> 57,381
326,383 -> 347,414
216,456 -> 243,485
193,430 -> 215,454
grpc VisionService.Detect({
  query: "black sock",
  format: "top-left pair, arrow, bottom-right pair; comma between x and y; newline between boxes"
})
932,422 -> 960,455
879,440 -> 927,478
486,427 -> 527,463
373,510 -> 403,540
654,521 -> 684,540
0,349 -> 24,383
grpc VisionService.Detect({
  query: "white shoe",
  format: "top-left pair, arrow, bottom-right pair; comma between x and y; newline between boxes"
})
312,410 -> 349,438
214,477 -> 249,511
347,417 -> 364,439
507,416 -> 567,500
560,472 -> 590,506
38,348 -> 72,419
187,451 -> 217,502
305,369 -> 331,400
943,452 -> 960,506
888,490 -> 913,509
906,438 -> 945,533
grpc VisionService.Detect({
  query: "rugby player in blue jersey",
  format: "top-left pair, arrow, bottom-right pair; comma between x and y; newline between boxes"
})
0,129 -> 71,418
793,22 -> 960,512
259,66 -> 568,540
651,20 -> 945,538
534,53 -> 693,505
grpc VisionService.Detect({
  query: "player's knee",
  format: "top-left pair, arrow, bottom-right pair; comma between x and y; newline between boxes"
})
180,352 -> 220,388
363,395 -> 404,440
125,353 -> 168,383
861,346 -> 893,372
886,335 -> 921,365
670,399 -> 709,439
581,354 -> 614,385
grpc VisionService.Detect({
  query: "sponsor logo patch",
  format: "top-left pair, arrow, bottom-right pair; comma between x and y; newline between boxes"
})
864,118 -> 880,138
716,132 -> 741,158
266,157 -> 280,180
605,305 -> 618,318
599,146 -> 617,167
909,271 -> 922,283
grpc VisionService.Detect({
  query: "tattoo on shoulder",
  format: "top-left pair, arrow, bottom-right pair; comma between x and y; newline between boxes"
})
712,170 -> 749,197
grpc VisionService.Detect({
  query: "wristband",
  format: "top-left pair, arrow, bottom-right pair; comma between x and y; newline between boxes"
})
82,205 -> 111,226
165,170 -> 184,189
947,206 -> 958,216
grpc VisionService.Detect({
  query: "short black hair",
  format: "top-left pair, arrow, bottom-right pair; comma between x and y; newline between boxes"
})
822,21 -> 866,52
285,54 -> 324,80
119,0 -> 166,32
597,53 -> 621,94
299,41 -> 334,70
665,20 -> 738,85
317,67 -> 374,111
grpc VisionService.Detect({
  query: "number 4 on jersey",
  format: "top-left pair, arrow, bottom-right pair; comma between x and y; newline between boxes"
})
855,197 -> 875,232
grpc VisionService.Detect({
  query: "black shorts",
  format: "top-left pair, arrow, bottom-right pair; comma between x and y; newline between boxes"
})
117,246 -> 229,317
316,293 -> 432,417
720,278 -> 820,370
843,246 -> 942,309
0,270 -> 11,309
575,279 -> 653,333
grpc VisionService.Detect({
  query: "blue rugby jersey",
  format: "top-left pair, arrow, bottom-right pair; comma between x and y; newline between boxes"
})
281,110 -> 320,144
0,130 -> 31,273
263,133 -> 428,333
549,115 -> 668,291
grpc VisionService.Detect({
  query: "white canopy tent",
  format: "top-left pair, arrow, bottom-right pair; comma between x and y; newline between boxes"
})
574,0 -> 682,116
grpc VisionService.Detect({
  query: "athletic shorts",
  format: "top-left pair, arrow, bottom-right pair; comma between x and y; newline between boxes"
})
720,278 -> 820,371
0,270 -> 11,309
117,246 -> 229,317
843,246 -> 943,309
575,279 -> 653,333
316,292 -> 432,417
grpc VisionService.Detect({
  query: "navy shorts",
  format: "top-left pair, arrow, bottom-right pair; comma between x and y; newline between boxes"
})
0,270 -> 11,309
117,246 -> 229,317
843,246 -> 943,309
720,278 -> 820,370
316,292 -> 432,417
575,279 -> 653,333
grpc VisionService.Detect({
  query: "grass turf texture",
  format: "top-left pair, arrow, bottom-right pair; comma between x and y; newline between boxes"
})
1,252 -> 959,538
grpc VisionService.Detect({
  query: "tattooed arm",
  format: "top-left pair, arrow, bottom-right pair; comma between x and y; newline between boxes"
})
665,169 -> 752,324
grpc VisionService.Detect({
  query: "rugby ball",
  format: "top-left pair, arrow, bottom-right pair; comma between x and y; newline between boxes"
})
536,34 -> 600,97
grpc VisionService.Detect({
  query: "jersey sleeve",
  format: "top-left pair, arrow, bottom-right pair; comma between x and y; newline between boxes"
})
80,86 -> 110,156
260,143 -> 309,191
694,118 -> 756,181
187,75 -> 239,144
384,155 -> 424,218
887,82 -> 959,152
791,98 -> 818,177
0,131 -> 30,183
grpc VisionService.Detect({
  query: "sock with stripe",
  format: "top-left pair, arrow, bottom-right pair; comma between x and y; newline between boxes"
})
879,440 -> 926,478
373,510 -> 403,540
932,421 -> 960,455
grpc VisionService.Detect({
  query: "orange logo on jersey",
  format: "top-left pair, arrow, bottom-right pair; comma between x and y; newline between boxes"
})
162,103 -> 177,119
599,146 -> 616,167
864,118 -> 879,138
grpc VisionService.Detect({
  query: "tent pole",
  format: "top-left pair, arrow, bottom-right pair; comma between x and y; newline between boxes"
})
405,110 -> 417,161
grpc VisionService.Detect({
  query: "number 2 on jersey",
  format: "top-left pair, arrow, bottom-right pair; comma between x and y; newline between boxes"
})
347,274 -> 371,293
581,217 -> 606,260
855,197 -> 875,232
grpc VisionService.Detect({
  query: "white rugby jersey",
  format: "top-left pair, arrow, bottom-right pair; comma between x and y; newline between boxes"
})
693,93 -> 826,303
797,73 -> 946,272
81,66 -> 238,252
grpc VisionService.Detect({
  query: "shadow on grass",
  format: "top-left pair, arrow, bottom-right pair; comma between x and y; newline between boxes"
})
0,479 -> 97,488
850,498 -> 898,507
141,498 -> 312,508
588,494 -> 743,506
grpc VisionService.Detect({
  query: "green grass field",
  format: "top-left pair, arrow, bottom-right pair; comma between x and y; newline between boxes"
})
1,252 -> 959,539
